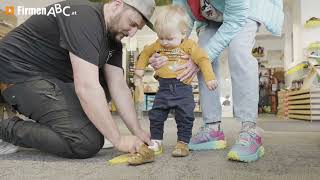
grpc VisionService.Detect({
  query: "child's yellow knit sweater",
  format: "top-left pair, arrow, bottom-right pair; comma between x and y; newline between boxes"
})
135,39 -> 216,84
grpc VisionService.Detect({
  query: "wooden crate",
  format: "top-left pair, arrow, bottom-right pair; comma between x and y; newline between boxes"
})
287,88 -> 320,121
277,91 -> 289,118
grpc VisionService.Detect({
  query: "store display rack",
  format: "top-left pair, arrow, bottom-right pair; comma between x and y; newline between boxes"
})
288,88 -> 320,121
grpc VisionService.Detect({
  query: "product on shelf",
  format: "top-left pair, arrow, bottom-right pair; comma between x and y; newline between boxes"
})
291,79 -> 304,90
308,50 -> 320,59
304,17 -> 320,28
252,46 -> 265,58
298,42 -> 320,90
307,42 -> 320,51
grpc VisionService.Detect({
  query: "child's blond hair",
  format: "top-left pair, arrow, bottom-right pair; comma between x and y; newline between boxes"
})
154,5 -> 191,38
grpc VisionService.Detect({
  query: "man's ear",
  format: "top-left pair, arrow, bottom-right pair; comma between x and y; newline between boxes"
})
110,0 -> 124,11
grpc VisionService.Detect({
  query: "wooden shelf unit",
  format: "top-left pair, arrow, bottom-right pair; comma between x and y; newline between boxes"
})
287,88 -> 320,121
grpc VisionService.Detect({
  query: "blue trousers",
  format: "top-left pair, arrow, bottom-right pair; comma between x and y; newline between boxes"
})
148,78 -> 195,143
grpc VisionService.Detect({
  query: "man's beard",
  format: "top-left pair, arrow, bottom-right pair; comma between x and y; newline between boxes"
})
108,14 -> 123,42
108,32 -> 123,42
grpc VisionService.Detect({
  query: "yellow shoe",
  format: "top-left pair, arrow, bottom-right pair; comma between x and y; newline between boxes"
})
172,141 -> 189,157
128,144 -> 155,166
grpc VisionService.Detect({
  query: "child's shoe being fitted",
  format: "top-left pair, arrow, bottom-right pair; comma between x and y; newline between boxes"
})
172,141 -> 189,157
148,139 -> 163,155
128,144 -> 155,166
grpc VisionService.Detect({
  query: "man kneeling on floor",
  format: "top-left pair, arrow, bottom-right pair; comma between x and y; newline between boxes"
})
0,0 -> 155,158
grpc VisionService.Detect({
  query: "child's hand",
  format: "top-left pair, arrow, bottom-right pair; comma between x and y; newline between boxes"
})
206,80 -> 218,91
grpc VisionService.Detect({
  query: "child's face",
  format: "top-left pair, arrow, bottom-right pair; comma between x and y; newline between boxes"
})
158,30 -> 184,48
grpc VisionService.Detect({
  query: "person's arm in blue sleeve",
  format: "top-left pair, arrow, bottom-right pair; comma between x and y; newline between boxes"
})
204,0 -> 250,62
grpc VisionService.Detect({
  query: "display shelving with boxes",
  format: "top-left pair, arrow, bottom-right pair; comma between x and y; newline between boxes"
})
285,42 -> 320,121
288,88 -> 320,121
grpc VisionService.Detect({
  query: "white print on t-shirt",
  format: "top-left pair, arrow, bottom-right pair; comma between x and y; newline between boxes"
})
105,50 -> 115,63
200,0 -> 223,22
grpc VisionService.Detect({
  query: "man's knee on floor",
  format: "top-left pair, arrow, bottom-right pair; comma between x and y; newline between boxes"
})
68,125 -> 104,159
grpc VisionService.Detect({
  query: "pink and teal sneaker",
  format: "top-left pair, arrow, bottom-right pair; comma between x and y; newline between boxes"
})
188,125 -> 227,150
227,129 -> 264,162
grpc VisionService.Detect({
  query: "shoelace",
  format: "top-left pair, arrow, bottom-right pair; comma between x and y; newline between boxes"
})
236,130 -> 257,146
194,125 -> 211,136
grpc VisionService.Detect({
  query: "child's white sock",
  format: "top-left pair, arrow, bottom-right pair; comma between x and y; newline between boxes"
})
148,139 -> 162,151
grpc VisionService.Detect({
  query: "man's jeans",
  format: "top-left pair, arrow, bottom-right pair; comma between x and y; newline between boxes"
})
149,78 -> 195,143
197,19 -> 259,123
0,78 -> 104,158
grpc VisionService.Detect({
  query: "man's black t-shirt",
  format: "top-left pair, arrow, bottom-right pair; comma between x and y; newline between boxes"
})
0,0 -> 123,85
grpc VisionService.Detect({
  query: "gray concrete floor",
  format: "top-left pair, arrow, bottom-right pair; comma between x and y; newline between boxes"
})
1,114 -> 320,180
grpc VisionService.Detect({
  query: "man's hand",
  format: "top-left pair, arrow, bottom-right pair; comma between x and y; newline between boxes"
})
134,128 -> 151,146
206,80 -> 218,90
149,53 -> 168,70
115,135 -> 144,153
176,55 -> 199,82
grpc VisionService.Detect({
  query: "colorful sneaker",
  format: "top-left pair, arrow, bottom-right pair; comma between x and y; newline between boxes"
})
148,139 -> 163,155
188,125 -> 227,150
227,129 -> 264,162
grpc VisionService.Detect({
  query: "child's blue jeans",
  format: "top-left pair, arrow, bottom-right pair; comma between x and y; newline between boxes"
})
148,78 -> 195,143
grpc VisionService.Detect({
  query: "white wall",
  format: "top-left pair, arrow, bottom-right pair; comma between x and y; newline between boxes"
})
301,0 -> 320,48
286,0 -> 320,70
283,2 -> 293,71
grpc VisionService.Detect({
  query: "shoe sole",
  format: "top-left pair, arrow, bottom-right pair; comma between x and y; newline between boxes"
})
128,159 -> 154,166
154,147 -> 163,156
188,140 -> 227,150
171,149 -> 189,157
172,153 -> 189,157
227,146 -> 265,163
